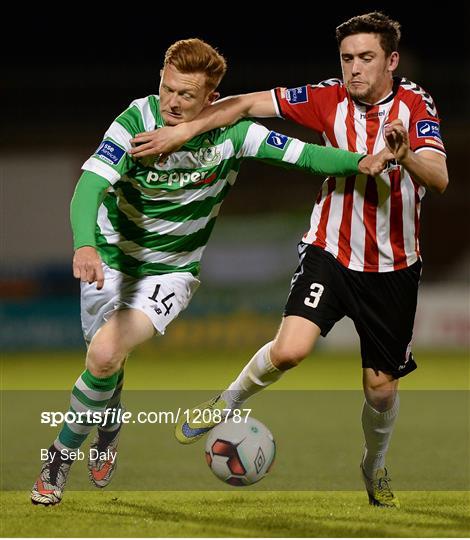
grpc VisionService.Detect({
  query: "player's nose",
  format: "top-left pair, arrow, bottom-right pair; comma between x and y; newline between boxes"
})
351,60 -> 361,75
168,93 -> 181,109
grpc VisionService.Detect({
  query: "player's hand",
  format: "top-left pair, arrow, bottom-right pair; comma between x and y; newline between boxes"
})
129,124 -> 191,163
73,246 -> 105,290
358,147 -> 395,176
384,119 -> 410,162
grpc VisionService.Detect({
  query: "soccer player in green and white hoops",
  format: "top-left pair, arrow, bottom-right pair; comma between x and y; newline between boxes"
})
31,38 -> 390,506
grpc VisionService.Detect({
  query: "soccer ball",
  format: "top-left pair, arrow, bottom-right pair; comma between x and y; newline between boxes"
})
204,417 -> 275,486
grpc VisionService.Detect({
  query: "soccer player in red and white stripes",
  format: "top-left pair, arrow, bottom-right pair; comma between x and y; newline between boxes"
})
131,12 -> 448,507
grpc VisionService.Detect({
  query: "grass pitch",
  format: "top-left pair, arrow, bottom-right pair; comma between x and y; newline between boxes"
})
2,346 -> 468,390
1,347 -> 469,537
1,490 -> 469,537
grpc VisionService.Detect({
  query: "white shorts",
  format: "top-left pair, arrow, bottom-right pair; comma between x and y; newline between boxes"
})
80,263 -> 200,344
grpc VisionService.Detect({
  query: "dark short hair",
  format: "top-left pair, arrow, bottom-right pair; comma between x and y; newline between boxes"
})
336,12 -> 401,56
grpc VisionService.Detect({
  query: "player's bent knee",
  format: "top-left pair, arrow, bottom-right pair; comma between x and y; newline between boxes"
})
367,394 -> 395,412
86,342 -> 125,377
364,382 -> 398,412
270,343 -> 308,370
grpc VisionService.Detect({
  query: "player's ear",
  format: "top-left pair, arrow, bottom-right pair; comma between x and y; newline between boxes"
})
388,51 -> 399,73
208,91 -> 220,104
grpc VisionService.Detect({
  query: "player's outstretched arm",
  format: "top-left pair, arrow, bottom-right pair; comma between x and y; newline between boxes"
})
242,123 -> 393,178
129,91 -> 274,160
70,171 -> 111,290
384,119 -> 448,194
288,143 -> 392,177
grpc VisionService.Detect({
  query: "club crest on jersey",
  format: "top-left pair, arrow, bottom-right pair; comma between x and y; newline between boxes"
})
286,86 -> 308,104
266,131 -> 289,150
194,146 -> 221,166
95,140 -> 125,165
416,120 -> 442,140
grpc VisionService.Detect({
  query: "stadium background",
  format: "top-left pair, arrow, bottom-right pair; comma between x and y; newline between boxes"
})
1,5 -> 469,537
2,6 -> 468,352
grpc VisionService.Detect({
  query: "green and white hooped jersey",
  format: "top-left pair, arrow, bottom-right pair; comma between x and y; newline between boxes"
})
82,95 -> 355,278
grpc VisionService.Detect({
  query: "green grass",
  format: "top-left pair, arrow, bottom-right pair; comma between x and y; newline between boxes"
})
1,348 -> 469,537
1,490 -> 469,537
1,346 -> 468,390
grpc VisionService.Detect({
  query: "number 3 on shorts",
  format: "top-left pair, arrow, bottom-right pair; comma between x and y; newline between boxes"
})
304,283 -> 324,308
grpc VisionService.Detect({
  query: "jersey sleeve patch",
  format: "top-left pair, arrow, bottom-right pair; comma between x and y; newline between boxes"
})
266,131 -> 289,150
95,140 -> 126,166
416,120 -> 442,141
286,86 -> 308,104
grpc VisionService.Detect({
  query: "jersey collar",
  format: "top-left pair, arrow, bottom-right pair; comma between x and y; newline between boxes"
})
352,77 -> 401,107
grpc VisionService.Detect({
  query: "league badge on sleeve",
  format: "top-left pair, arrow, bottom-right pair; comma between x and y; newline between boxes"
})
286,86 -> 308,105
266,131 -> 289,150
416,120 -> 442,141
95,140 -> 126,166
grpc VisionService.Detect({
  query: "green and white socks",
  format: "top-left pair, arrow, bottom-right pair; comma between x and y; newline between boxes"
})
99,368 -> 124,435
54,369 -> 118,452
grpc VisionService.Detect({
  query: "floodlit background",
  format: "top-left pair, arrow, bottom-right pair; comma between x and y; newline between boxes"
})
2,8 -> 468,357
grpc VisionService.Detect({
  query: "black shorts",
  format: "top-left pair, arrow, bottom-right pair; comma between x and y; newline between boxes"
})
284,244 -> 422,378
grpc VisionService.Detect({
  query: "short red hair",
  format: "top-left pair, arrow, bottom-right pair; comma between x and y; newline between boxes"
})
164,38 -> 227,91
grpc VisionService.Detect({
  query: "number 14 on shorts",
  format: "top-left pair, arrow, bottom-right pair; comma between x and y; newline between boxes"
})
148,284 -> 176,316
304,283 -> 324,308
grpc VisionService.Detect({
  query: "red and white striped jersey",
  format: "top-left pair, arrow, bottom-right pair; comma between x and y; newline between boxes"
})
272,77 -> 446,272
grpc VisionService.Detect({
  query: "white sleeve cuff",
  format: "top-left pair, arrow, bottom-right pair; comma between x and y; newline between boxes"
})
271,89 -> 282,118
82,157 -> 121,184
